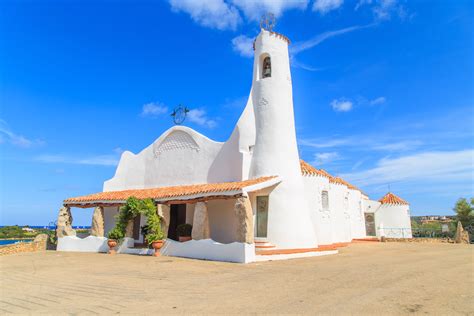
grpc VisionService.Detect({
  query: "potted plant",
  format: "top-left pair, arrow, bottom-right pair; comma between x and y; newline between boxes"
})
107,227 -> 124,255
143,199 -> 165,256
177,223 -> 193,242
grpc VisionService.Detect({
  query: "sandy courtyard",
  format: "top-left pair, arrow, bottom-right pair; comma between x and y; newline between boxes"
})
0,242 -> 472,315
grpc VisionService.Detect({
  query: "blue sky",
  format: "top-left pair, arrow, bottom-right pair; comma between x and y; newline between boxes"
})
1,0 -> 473,226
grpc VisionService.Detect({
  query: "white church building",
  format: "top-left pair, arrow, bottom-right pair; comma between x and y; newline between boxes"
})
57,27 -> 412,263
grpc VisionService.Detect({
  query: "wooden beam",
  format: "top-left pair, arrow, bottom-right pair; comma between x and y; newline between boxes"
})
162,194 -> 243,205
65,194 -> 243,208
65,203 -> 124,209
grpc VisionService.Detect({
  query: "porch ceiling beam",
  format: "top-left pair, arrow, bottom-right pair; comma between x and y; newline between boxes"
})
64,193 -> 244,208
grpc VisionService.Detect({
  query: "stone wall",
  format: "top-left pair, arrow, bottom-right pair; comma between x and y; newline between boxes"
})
0,234 -> 49,256
382,237 -> 456,244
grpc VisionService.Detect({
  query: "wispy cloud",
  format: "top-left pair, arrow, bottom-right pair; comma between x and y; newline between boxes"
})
312,152 -> 341,166
187,108 -> 217,128
141,102 -> 168,118
36,153 -> 120,167
291,24 -> 373,55
355,0 -> 408,21
0,119 -> 44,148
313,0 -> 344,15
341,150 -> 474,187
369,96 -> 386,105
331,98 -> 353,112
300,136 -> 423,152
231,35 -> 254,57
168,0 -> 241,31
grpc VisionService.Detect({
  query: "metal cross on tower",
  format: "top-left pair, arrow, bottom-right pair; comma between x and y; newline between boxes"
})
260,13 -> 276,31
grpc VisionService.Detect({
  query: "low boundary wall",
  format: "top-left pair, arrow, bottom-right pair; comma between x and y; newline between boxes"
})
0,235 -> 48,256
161,239 -> 255,263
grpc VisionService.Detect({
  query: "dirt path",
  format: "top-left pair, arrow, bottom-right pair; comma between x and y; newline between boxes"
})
0,242 -> 472,314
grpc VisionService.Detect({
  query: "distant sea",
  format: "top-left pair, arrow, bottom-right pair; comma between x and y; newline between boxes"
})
0,239 -> 33,246
0,226 -> 91,229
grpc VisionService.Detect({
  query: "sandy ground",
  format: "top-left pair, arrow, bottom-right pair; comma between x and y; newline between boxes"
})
0,242 -> 472,315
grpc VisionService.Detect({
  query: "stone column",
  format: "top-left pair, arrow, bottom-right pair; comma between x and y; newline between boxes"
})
157,204 -> 171,238
234,196 -> 254,244
192,202 -> 210,240
56,206 -> 76,238
125,220 -> 134,238
90,206 -> 105,237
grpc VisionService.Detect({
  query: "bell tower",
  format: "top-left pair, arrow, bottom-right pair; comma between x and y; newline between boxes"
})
249,17 -> 318,249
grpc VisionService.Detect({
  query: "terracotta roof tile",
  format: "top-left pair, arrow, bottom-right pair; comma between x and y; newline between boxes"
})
299,160 -> 333,178
64,176 -> 277,204
379,192 -> 409,205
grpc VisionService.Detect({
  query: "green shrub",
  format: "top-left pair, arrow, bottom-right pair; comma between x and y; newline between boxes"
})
107,197 -> 164,245
177,223 -> 192,237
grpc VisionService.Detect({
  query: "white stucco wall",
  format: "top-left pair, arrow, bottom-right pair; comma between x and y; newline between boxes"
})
348,190 -> 366,239
104,127 -> 225,191
103,206 -> 119,236
375,204 -> 412,238
302,175 -> 334,246
329,183 -> 352,243
248,30 -> 317,249
57,236 -> 108,253
161,239 -> 256,263
207,199 -> 239,244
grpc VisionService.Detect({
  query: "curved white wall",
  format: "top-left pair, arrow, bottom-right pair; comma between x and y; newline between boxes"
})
376,204 -> 412,238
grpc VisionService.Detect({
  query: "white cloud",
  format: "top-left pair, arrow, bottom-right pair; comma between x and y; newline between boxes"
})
331,99 -> 353,112
290,24 -> 373,55
141,102 -> 168,117
231,35 -> 254,57
299,137 -> 351,149
299,137 -> 423,152
313,0 -> 344,15
312,152 -> 341,166
0,119 -> 44,148
36,154 -> 119,167
231,0 -> 308,21
168,0 -> 241,30
370,96 -> 386,105
187,109 -> 217,128
372,140 -> 422,152
341,150 -> 474,187
355,0 -> 407,20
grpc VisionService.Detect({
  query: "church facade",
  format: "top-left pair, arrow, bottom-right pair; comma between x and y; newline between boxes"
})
57,28 -> 412,263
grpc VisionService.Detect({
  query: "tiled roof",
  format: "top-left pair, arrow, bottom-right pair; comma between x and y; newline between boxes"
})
329,177 -> 346,185
299,160 -> 331,178
64,176 -> 278,204
379,192 -> 409,205
300,160 -> 366,193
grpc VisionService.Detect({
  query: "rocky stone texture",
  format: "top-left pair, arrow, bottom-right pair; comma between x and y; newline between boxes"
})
234,197 -> 254,244
384,238 -> 454,243
125,220 -> 134,238
455,221 -> 470,244
56,206 -> 76,238
157,204 -> 171,238
192,202 -> 210,240
91,207 -> 105,237
0,238 -> 48,256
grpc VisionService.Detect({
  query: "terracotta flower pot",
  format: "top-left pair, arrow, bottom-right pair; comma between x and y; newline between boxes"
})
179,236 -> 192,242
151,240 -> 164,257
107,239 -> 117,255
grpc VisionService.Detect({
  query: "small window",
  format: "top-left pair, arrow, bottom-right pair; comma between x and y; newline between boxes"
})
262,56 -> 271,78
322,191 -> 329,210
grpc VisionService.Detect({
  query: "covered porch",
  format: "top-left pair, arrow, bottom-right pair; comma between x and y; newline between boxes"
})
56,176 -> 281,263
